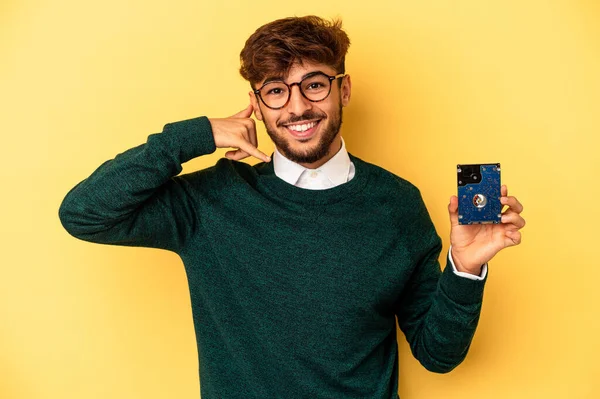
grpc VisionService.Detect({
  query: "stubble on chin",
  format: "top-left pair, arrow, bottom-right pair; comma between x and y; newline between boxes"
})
265,106 -> 343,164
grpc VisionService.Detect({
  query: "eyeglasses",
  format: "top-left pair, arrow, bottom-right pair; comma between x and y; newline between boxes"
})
253,72 -> 346,110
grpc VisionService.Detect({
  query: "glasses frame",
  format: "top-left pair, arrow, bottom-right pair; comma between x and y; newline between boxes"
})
253,72 -> 346,110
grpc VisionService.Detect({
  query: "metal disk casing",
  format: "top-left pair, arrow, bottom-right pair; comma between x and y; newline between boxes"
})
457,163 -> 502,225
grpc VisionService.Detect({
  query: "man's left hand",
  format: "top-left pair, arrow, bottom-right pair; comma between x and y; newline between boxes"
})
448,185 -> 525,275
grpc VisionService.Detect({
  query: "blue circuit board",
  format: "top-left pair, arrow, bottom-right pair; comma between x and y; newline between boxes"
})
457,164 -> 501,225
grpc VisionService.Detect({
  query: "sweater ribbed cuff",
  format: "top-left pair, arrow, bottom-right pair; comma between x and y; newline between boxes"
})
439,257 -> 487,306
161,116 -> 216,163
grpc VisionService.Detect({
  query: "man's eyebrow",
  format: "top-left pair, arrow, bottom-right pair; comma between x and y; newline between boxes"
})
300,71 -> 325,80
260,70 -> 327,86
262,75 -> 285,86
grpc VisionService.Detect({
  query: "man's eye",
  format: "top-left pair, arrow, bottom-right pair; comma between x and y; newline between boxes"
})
307,83 -> 324,90
266,88 -> 284,95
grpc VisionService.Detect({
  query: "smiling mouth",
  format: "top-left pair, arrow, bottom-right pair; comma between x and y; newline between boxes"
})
282,119 -> 322,138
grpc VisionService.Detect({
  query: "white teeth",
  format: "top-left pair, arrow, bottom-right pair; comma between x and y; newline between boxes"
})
287,121 -> 317,132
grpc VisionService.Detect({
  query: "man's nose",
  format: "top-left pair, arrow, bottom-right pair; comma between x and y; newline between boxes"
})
286,84 -> 311,115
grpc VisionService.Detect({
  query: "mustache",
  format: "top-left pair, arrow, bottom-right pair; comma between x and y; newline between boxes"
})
278,112 -> 326,126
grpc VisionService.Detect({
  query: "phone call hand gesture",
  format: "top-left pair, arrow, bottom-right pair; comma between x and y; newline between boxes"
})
447,185 -> 526,276
208,104 -> 271,163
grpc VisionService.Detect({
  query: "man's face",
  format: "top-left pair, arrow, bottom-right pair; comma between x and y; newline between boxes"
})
250,62 -> 352,167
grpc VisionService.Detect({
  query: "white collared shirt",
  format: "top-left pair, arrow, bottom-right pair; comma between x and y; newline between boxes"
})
272,137 -> 487,281
273,138 -> 356,190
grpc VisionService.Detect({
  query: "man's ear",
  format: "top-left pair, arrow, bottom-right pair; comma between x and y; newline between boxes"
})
341,75 -> 352,107
249,91 -> 263,121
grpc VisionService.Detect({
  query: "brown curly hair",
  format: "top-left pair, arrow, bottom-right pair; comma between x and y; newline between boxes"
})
239,15 -> 351,88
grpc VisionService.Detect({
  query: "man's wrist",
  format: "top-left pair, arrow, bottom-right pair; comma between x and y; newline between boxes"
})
450,247 -> 483,276
450,246 -> 484,276
455,263 -> 483,276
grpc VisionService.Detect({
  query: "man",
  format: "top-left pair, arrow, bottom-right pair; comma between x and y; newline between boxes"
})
59,15 -> 525,398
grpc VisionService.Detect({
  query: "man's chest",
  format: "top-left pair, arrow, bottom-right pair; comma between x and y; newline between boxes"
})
188,202 -> 416,328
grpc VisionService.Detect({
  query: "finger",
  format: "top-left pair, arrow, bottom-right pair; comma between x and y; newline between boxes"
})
501,212 -> 526,229
500,195 -> 524,213
230,104 -> 254,119
247,130 -> 257,147
448,195 -> 459,227
225,149 -> 250,161
505,230 -> 522,246
243,119 -> 258,147
500,185 -> 508,212
236,138 -> 271,163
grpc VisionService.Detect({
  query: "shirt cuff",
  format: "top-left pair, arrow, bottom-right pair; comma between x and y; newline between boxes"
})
448,245 -> 488,281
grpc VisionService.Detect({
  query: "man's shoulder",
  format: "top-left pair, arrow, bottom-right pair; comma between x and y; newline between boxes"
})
350,154 -> 422,198
351,155 -> 433,229
175,157 -> 258,193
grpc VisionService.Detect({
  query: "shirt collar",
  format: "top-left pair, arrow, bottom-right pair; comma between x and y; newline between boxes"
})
273,138 -> 352,186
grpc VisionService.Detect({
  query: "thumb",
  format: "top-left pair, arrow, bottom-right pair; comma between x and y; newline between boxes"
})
230,104 -> 253,119
448,195 -> 460,227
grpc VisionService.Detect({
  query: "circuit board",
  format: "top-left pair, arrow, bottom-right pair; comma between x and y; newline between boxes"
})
457,163 -> 502,225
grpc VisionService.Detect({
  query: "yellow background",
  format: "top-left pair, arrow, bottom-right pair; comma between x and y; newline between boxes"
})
2,0 -> 599,398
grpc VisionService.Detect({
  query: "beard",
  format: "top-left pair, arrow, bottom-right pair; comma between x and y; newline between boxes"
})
263,105 -> 343,165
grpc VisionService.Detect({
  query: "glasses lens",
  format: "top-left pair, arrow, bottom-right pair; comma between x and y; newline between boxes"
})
301,74 -> 331,101
260,82 -> 289,109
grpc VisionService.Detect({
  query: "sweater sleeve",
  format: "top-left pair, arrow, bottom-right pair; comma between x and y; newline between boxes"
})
58,116 -> 216,253
395,187 -> 486,373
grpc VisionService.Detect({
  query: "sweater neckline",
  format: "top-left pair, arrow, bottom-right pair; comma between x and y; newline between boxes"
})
255,153 -> 370,205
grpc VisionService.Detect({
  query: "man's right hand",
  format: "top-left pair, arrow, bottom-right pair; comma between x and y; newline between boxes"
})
208,104 -> 271,163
